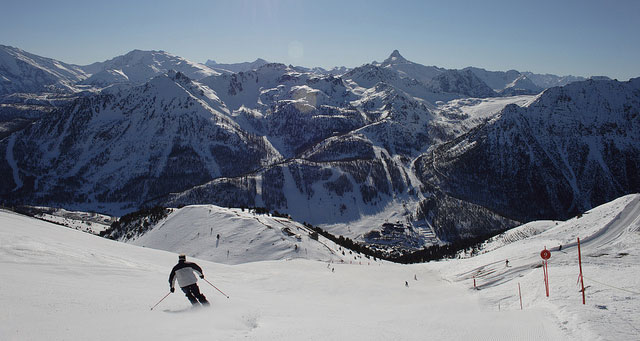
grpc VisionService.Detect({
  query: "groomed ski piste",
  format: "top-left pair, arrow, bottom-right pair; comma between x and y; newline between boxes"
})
1,194 -> 639,340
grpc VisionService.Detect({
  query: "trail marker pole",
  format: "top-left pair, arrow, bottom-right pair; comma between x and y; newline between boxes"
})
518,282 -> 523,310
577,237 -> 585,305
540,248 -> 551,297
473,275 -> 476,289
545,260 -> 550,296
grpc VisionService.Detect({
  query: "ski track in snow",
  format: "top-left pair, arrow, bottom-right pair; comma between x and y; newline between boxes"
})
0,207 -> 575,341
5,134 -> 23,191
2,194 -> 640,340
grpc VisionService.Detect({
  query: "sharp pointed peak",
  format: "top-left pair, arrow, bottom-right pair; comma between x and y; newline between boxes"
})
383,50 -> 408,64
390,50 -> 402,58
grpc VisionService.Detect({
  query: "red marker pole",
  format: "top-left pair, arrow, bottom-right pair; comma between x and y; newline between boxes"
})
577,237 -> 585,305
542,260 -> 549,297
546,260 -> 550,297
540,248 -> 551,297
473,276 -> 476,289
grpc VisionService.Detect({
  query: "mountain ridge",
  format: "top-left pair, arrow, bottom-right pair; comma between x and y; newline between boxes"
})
1,45 -> 638,253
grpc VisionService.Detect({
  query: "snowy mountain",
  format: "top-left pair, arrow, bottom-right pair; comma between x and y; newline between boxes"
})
1,45 -> 637,254
0,71 -> 279,211
415,78 -> 640,232
116,205 -> 348,265
0,45 -> 88,95
80,49 -> 220,87
522,71 -> 587,89
293,65 -> 351,76
428,69 -> 497,98
205,58 -> 270,74
464,66 -> 542,95
371,50 -> 497,98
498,74 -> 542,95
376,50 -> 445,84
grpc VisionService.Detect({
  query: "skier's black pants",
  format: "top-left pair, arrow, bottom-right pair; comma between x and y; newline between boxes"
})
180,284 -> 208,305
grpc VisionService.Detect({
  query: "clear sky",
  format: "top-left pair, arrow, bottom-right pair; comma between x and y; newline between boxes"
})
1,0 -> 639,80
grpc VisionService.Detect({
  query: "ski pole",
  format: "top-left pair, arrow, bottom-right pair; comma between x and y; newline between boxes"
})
150,291 -> 172,311
202,278 -> 230,298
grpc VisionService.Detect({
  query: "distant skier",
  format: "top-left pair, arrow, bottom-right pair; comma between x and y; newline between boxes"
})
405,281 -> 409,287
169,254 -> 209,306
505,259 -> 509,267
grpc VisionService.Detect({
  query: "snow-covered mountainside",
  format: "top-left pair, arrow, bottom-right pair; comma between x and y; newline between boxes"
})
499,74 -> 542,95
123,205 -> 348,265
1,46 -> 638,254
374,50 -> 497,98
465,66 -> 587,93
416,78 -> 640,228
376,49 -> 445,84
80,49 -> 220,87
438,193 -> 640,340
0,52 -> 522,249
3,193 -> 639,339
0,45 -> 88,95
464,67 -> 542,95
522,71 -> 587,89
0,71 -> 279,212
294,65 -> 351,76
205,58 -> 270,74
429,69 -> 497,98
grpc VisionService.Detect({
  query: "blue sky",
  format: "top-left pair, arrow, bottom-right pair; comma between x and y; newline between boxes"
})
1,0 -> 638,79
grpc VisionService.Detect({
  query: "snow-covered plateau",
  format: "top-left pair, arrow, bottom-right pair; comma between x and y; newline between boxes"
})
2,193 -> 639,340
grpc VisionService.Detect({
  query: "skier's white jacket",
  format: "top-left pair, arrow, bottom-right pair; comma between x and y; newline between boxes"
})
169,261 -> 204,289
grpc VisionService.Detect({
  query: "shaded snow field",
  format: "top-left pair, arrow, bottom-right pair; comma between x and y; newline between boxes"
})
31,207 -> 114,234
2,194 -> 639,340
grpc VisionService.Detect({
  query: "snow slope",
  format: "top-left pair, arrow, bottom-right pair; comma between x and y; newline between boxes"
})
437,194 -> 640,340
130,205 -> 347,265
0,45 -> 87,94
80,49 -> 220,87
1,208 -> 571,340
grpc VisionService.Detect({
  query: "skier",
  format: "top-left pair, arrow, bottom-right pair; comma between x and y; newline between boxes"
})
169,254 -> 209,306
505,259 -> 509,267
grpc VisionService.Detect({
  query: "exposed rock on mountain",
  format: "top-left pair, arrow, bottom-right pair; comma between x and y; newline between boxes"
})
0,71 -> 278,210
415,78 -> 640,223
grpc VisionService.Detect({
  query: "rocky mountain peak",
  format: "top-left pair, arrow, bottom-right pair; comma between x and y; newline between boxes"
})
384,50 -> 408,65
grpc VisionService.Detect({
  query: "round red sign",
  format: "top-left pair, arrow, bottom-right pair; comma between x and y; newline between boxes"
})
540,249 -> 551,260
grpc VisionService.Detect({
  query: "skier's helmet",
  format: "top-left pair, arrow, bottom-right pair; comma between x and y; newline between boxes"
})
178,254 -> 186,261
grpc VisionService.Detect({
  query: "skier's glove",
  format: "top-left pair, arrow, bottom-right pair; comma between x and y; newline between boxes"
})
200,275 -> 205,279
170,287 -> 175,293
